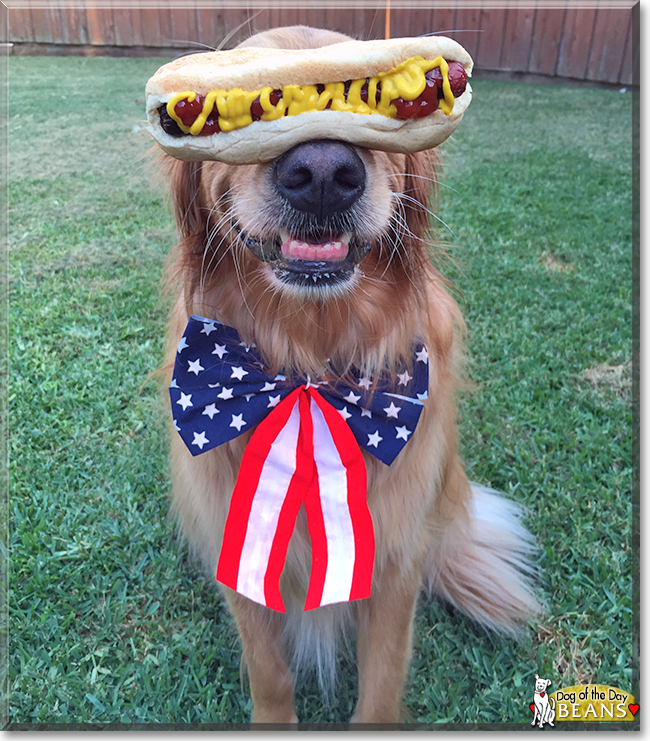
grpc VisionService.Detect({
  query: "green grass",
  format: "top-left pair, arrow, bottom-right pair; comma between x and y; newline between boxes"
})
6,57 -> 634,727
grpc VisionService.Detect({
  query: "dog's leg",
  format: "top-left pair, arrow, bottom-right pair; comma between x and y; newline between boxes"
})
351,559 -> 421,723
225,591 -> 297,724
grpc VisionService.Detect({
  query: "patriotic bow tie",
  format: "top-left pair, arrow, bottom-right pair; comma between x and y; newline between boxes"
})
170,315 -> 429,612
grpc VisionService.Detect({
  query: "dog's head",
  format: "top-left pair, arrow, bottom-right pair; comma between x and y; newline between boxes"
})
164,27 -> 451,374
534,675 -> 552,693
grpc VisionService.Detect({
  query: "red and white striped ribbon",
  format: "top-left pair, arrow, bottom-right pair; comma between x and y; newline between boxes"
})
216,385 -> 374,612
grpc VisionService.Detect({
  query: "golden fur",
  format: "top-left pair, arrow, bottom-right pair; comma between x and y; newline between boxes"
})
161,25 -> 539,724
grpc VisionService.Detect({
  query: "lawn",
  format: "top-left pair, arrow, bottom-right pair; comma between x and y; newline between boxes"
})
6,55 -> 635,727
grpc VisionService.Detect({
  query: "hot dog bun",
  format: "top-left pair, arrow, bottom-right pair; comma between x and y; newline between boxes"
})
146,36 -> 473,165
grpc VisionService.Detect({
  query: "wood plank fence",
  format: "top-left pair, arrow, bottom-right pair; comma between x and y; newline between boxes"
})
6,3 -> 639,87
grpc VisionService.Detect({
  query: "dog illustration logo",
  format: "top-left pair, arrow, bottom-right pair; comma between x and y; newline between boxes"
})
531,674 -> 556,728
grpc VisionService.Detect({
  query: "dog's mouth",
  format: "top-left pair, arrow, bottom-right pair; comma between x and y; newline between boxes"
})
237,225 -> 371,287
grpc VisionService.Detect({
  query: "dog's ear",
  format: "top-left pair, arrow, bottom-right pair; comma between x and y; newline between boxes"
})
535,674 -> 539,680
167,158 -> 204,239
403,149 -> 440,238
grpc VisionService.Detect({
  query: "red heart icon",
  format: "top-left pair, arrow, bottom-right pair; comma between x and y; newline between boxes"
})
540,692 -> 545,697
529,703 -> 535,713
629,704 -> 639,716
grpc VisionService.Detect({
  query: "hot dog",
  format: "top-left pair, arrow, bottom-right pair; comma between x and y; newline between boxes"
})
146,36 -> 473,165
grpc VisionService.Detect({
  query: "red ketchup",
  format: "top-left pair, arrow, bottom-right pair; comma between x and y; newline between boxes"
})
201,112 -> 220,135
173,94 -> 220,135
391,62 -> 467,120
250,90 -> 283,121
174,95 -> 205,127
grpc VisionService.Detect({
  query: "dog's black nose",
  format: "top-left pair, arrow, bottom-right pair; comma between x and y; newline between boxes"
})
274,140 -> 366,218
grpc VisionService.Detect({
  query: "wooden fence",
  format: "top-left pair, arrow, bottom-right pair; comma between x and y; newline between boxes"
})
6,3 -> 638,87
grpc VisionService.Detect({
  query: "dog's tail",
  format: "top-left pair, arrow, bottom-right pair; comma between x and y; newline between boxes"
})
424,482 -> 542,633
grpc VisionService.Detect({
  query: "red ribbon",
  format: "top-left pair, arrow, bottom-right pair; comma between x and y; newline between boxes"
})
216,386 -> 374,612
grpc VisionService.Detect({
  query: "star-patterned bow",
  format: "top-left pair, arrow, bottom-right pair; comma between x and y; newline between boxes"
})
170,315 -> 429,612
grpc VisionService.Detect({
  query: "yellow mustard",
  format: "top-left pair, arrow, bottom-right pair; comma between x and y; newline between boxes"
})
166,55 -> 457,135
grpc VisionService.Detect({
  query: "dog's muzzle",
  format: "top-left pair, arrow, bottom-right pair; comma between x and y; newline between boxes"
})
242,140 -> 371,287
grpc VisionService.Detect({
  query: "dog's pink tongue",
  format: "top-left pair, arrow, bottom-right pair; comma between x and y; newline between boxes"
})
281,238 -> 349,261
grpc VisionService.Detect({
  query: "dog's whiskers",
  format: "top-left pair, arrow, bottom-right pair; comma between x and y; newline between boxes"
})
204,188 -> 241,250
229,239 -> 257,319
200,206 -> 238,297
200,189 -> 239,290
205,203 -> 235,248
395,192 -> 457,238
374,197 -> 410,281
382,202 -> 422,293
387,172 -> 460,195
390,205 -> 433,247
171,39 -> 219,52
215,11 -> 263,51
205,186 -> 239,231
200,218 -> 243,301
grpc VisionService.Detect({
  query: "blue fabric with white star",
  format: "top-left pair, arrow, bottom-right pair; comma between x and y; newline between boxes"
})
170,315 -> 429,466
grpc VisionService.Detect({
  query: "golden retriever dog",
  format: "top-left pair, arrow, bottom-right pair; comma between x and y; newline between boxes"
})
161,25 -> 539,724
